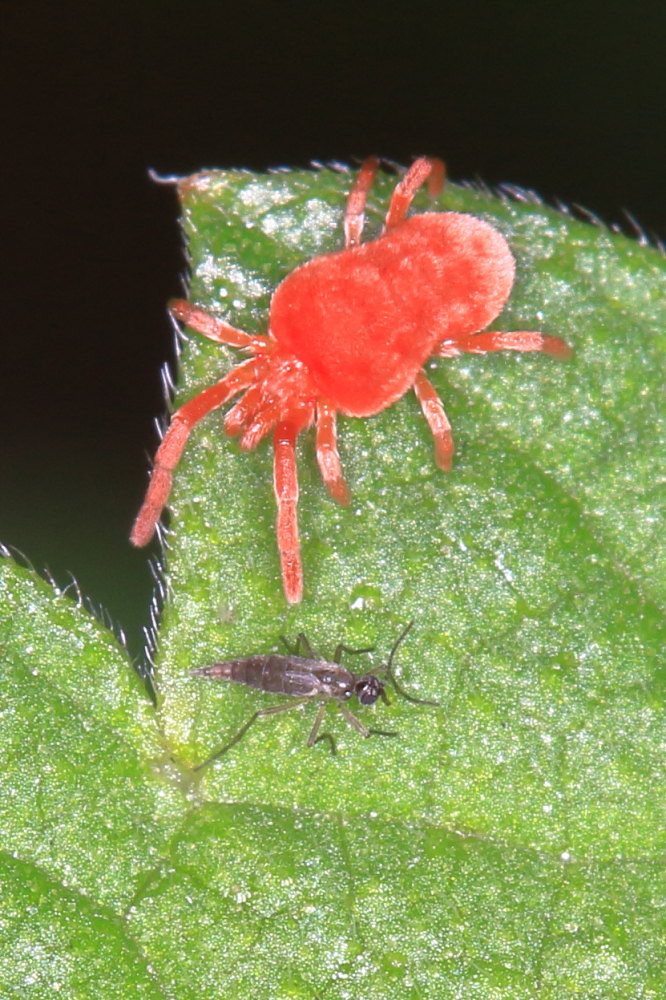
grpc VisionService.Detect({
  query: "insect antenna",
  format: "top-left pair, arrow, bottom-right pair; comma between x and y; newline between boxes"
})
383,622 -> 440,706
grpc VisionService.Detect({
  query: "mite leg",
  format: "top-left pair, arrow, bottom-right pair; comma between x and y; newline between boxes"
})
437,331 -> 573,360
344,155 -> 379,248
193,698 -> 310,771
413,370 -> 454,471
273,422 -> 303,604
224,383 -> 264,436
240,401 -> 282,451
131,359 -> 260,546
385,157 -> 446,230
316,402 -> 350,505
170,298 -> 268,351
306,702 -> 329,746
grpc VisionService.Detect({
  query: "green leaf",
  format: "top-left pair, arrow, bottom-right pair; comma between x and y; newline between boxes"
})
2,164 -> 665,997
0,558 -> 184,996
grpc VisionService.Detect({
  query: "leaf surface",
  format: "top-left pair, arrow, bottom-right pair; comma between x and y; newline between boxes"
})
2,165 -> 665,998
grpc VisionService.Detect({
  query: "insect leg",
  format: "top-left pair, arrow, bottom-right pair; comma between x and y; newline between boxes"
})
413,370 -> 454,471
315,402 -> 350,505
131,358 -> 261,547
338,703 -> 371,738
273,421 -> 303,604
193,698 -> 310,771
436,331 -> 573,360
280,634 -> 373,662
306,702 -> 329,746
332,643 -> 375,663
344,155 -> 379,248
385,157 -> 446,229
280,633 -> 318,658
170,298 -> 268,351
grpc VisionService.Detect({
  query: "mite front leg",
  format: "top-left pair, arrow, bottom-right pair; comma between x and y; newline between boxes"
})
273,422 -> 303,604
316,402 -> 350,505
413,370 -> 454,471
437,330 -> 573,360
385,157 -> 445,230
131,359 -> 259,547
170,299 -> 268,351
344,155 -> 379,248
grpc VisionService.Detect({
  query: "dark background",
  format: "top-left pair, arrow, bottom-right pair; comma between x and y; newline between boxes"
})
4,1 -> 665,656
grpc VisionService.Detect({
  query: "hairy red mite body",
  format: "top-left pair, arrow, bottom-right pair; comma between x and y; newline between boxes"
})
132,157 -> 572,603
270,213 -> 516,416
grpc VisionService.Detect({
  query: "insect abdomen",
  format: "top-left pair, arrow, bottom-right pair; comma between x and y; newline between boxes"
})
193,655 -> 323,697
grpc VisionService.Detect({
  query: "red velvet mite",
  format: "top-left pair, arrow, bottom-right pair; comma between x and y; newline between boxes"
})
131,156 -> 572,603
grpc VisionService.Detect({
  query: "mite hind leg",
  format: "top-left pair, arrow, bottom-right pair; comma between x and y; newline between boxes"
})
385,157 -> 445,229
344,156 -> 380,248
413,370 -> 454,471
437,330 -> 573,360
316,402 -> 350,504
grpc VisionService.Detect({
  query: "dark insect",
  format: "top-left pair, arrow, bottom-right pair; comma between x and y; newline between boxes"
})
191,621 -> 437,769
